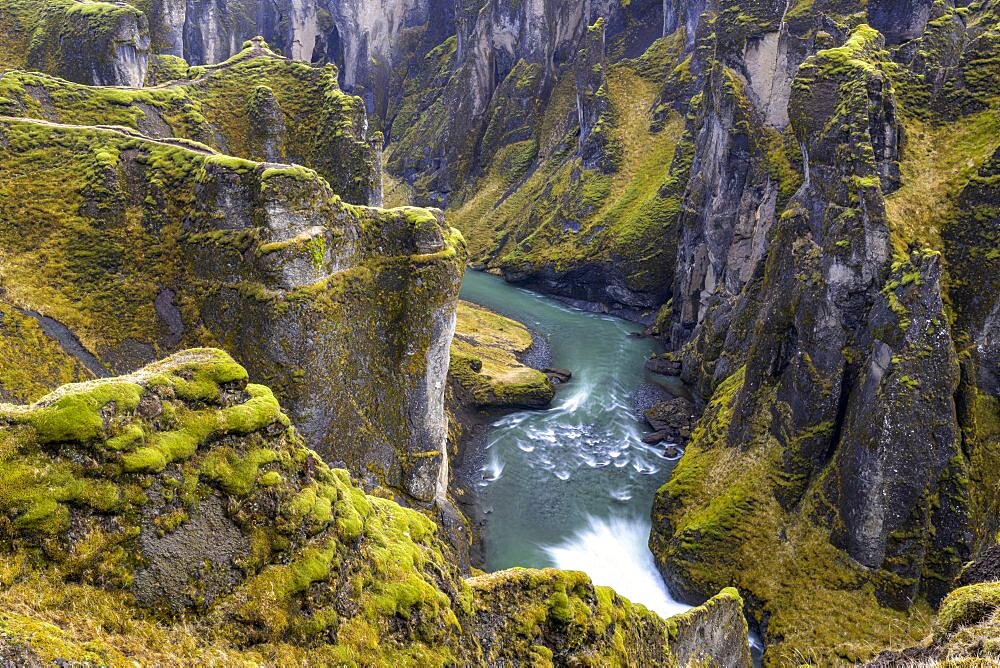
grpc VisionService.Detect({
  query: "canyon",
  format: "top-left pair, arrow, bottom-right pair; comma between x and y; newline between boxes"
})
0,0 -> 997,665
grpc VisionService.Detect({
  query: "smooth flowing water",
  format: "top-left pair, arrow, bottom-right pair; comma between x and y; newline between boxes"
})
459,270 -> 689,618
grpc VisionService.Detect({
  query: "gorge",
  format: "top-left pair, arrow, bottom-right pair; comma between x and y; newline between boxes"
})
0,0 -> 998,666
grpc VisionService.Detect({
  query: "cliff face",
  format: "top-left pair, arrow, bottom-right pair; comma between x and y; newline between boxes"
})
0,38 -> 381,206
0,350 -> 751,666
0,105 -> 462,505
145,0 -> 453,121
2,0 -> 998,664
0,0 -> 150,86
115,0 -> 670,315
644,0 -> 1000,663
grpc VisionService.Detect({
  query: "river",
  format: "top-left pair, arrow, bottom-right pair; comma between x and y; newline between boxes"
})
458,270 -> 689,618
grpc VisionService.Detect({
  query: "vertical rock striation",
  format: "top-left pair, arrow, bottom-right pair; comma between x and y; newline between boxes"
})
647,0 -> 1000,662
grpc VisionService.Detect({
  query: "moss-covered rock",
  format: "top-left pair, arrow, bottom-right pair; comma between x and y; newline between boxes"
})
0,37 -> 380,205
449,301 -> 553,410
0,350 -> 751,666
469,570 -> 750,667
0,0 -> 149,86
446,34 -> 688,320
649,12 -> 1000,663
0,115 -> 461,503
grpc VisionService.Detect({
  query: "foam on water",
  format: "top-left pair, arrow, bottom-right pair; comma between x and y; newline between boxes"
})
543,514 -> 689,618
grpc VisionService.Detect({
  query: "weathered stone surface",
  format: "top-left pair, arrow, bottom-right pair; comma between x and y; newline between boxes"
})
576,18 -> 614,171
469,570 -> 751,667
868,0 -> 933,44
648,9 -> 1000,661
644,395 -> 696,444
134,494 -> 250,612
0,116 -> 463,504
958,545 -> 1000,588
646,352 -> 682,376
670,587 -> 752,668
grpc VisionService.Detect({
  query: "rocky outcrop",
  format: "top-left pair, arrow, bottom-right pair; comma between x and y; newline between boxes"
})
575,18 -> 615,171
0,38 -> 381,206
470,574 -> 750,667
449,301 -> 554,410
868,0 -> 934,45
0,0 -> 150,86
669,587 -> 753,667
0,350 -> 751,665
387,0 -> 664,204
0,115 -> 461,504
644,395 -> 696,445
647,2 -> 1000,662
428,3 -> 683,318
148,0 -> 453,121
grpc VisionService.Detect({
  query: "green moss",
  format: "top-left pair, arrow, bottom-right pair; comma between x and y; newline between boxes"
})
0,43 -> 378,204
936,582 -> 1000,638
0,349 -> 736,664
448,50 -> 686,297
450,301 -> 553,409
652,364 -> 933,664
26,382 -> 143,444
200,447 -> 281,496
0,0 -> 147,86
0,302 -> 100,403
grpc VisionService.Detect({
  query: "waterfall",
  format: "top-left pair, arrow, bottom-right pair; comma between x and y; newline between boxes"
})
543,514 -> 689,618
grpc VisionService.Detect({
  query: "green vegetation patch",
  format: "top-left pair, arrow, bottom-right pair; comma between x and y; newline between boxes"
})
449,301 -> 553,409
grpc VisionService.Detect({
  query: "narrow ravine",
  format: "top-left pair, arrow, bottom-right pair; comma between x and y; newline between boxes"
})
458,270 -> 690,618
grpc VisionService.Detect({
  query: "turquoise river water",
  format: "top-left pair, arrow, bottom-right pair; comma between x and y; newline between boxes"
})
458,270 -> 689,618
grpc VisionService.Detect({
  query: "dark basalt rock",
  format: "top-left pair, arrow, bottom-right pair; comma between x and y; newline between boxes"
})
543,367 -> 572,384
646,352 -> 682,376
576,18 -> 616,172
644,395 -> 696,445
958,545 -> 1000,587
647,6 -> 1000,658
868,0 -> 934,44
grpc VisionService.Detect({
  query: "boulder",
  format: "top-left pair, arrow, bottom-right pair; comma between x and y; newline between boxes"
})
644,396 -> 696,444
645,353 -> 682,376
543,367 -> 573,384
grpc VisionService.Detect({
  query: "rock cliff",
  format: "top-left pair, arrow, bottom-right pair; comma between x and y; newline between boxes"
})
0,111 -> 461,505
0,0 -> 150,86
0,350 -> 751,666
0,38 -> 381,205
645,0 -> 1000,663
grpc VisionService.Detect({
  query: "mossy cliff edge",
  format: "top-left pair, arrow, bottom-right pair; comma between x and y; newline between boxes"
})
0,349 -> 751,666
0,37 -> 381,205
0,110 -> 460,506
0,0 -> 150,86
